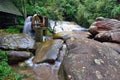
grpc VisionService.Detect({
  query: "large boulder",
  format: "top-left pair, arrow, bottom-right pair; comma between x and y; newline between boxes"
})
8,51 -> 32,64
58,36 -> 120,80
89,17 -> 120,36
103,42 -> 120,54
0,33 -> 35,50
33,39 -> 64,64
94,29 -> 120,43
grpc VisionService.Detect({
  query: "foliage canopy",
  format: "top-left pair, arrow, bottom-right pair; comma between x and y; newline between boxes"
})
11,0 -> 120,27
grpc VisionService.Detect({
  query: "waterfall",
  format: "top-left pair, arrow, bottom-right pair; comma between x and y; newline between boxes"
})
23,16 -> 87,41
48,20 -> 87,33
23,16 -> 35,39
22,18 -> 88,80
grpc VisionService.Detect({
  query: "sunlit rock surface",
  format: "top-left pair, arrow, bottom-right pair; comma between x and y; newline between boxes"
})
33,39 -> 64,63
53,31 -> 90,40
58,35 -> 120,80
0,33 -> 35,50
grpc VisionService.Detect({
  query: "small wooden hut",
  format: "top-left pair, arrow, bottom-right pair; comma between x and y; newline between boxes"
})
0,0 -> 22,28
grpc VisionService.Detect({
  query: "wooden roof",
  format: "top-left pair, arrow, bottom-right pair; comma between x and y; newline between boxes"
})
0,0 -> 22,16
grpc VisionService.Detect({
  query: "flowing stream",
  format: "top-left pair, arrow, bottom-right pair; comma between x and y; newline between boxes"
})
14,19 -> 87,80
48,20 -> 87,33
24,19 -> 87,67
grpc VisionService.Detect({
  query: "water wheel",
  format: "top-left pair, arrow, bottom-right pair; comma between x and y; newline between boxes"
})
31,14 -> 47,42
32,14 -> 42,31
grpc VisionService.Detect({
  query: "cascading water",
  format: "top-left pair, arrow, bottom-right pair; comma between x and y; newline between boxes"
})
23,16 -> 87,40
22,17 -> 87,80
48,20 -> 87,33
23,17 -> 87,68
23,16 -> 35,39
25,43 -> 67,67
23,44 -> 67,80
23,16 -> 87,66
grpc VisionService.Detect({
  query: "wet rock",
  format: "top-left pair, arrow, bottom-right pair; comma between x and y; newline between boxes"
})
33,39 -> 64,64
0,33 -> 35,50
33,63 -> 58,80
58,37 -> 120,80
89,17 -> 120,36
53,31 -> 90,41
94,29 -> 120,43
56,44 -> 67,62
8,51 -> 32,64
12,62 -> 60,80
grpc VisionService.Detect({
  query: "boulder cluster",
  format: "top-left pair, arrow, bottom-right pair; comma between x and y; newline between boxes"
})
0,33 -> 35,64
0,17 -> 120,80
58,17 -> 120,80
89,17 -> 120,53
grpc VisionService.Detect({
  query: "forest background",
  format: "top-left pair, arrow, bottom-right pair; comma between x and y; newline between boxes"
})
1,0 -> 120,80
12,0 -> 120,27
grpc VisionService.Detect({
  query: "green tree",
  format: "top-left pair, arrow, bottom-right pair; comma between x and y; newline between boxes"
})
11,0 -> 120,27
76,0 -> 117,27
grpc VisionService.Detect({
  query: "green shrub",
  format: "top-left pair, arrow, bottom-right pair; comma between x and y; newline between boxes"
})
4,25 -> 23,33
0,50 -> 24,80
112,4 -> 120,19
75,0 -> 117,27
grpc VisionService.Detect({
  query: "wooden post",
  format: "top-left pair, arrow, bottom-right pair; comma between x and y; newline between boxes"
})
32,14 -> 48,42
35,27 -> 47,42
14,16 -> 17,28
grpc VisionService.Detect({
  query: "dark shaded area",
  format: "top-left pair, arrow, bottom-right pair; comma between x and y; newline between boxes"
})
0,12 -> 24,29
117,0 -> 120,4
0,0 -> 23,29
0,12 -> 15,28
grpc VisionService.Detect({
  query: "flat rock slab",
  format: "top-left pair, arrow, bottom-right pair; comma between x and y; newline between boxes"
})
0,33 -> 35,50
95,29 -> 120,43
33,39 -> 64,63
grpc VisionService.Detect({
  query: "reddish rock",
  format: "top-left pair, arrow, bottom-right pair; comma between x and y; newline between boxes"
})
94,29 -> 120,43
89,17 -> 120,36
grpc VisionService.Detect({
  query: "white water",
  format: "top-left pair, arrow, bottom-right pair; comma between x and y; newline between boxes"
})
23,16 -> 35,38
22,18 -> 88,80
23,17 -> 87,39
25,44 -> 67,69
23,17 -> 86,68
48,20 -> 87,33
25,57 -> 61,70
